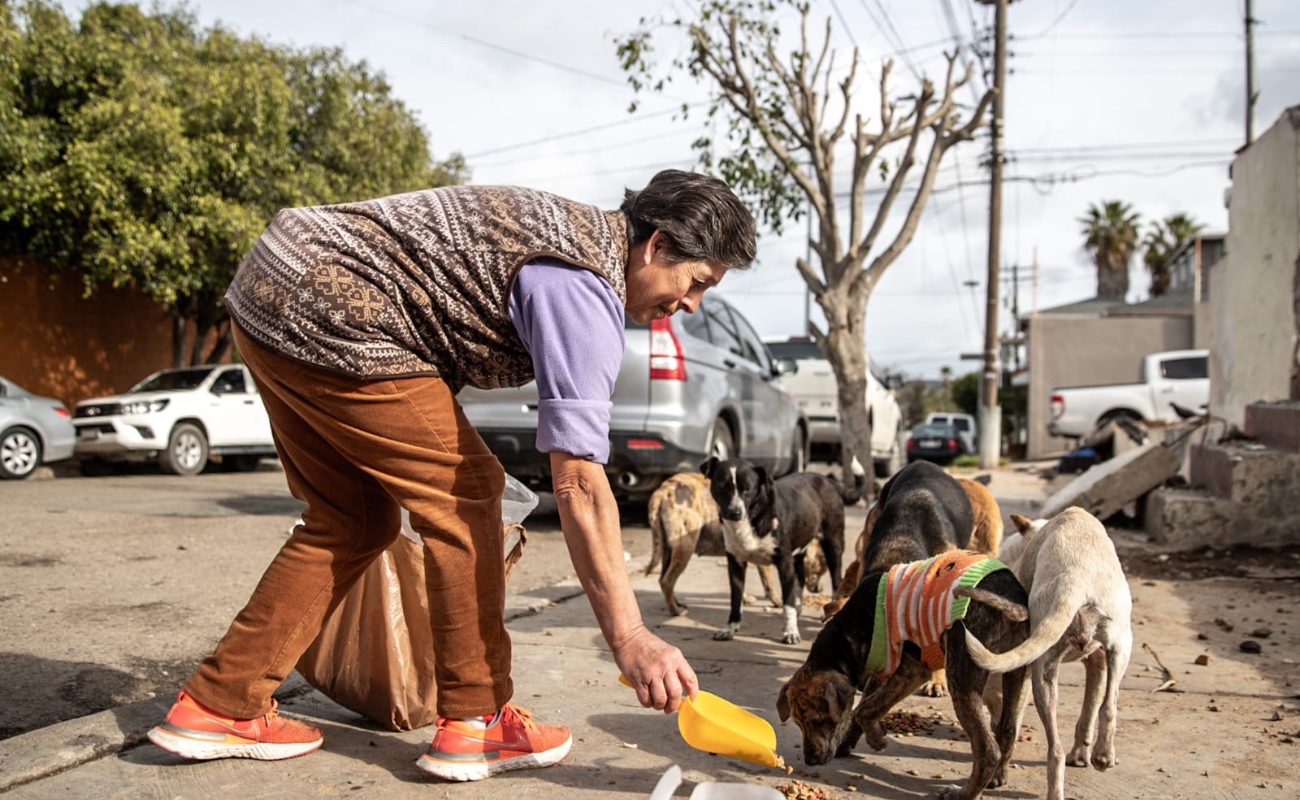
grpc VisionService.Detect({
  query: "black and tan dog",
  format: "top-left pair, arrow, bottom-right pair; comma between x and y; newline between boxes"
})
777,551 -> 1031,800
700,457 -> 864,644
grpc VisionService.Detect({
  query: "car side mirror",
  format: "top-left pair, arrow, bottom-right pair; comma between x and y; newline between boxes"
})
773,357 -> 798,376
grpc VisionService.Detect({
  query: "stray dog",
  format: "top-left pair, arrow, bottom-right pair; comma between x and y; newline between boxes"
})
645,472 -> 778,617
645,472 -> 820,616
824,467 -> 999,620
964,507 -> 1134,800
778,550 -> 1030,800
995,513 -> 1036,566
701,457 -> 865,644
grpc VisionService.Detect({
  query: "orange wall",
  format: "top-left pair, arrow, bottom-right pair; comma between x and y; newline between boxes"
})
0,260 -> 223,408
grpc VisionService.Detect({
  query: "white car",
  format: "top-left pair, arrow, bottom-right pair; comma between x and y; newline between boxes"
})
766,338 -> 903,477
73,365 -> 276,476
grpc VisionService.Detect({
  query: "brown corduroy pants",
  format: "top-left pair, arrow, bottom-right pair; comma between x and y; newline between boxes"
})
185,325 -> 512,720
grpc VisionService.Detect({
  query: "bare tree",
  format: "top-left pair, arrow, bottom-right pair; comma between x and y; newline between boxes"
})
618,0 -> 991,489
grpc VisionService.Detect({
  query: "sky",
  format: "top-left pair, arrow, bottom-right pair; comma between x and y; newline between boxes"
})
56,0 -> 1300,379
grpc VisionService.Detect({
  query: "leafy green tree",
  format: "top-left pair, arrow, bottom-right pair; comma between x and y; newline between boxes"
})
1079,200 -> 1141,301
1142,212 -> 1204,297
950,371 -> 979,417
617,0 -> 991,489
0,1 -> 465,365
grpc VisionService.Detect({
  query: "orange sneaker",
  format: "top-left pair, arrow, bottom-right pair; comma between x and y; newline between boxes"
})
417,703 -> 572,781
147,690 -> 323,761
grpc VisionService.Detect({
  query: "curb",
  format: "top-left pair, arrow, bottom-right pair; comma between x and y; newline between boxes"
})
0,696 -> 169,792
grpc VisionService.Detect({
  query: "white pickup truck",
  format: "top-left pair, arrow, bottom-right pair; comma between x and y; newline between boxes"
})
1048,349 -> 1209,439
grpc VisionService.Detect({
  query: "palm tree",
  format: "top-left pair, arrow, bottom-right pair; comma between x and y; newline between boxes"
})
1080,201 -> 1141,300
1143,213 -> 1205,296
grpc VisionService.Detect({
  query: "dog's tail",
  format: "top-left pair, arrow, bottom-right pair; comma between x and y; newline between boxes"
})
833,457 -> 868,506
962,586 -> 1086,674
644,493 -> 664,576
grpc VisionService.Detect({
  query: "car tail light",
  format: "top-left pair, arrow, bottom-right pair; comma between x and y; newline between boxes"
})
627,439 -> 665,450
54,405 -> 70,418
906,439 -> 915,450
649,318 -> 687,381
948,438 -> 958,450
1050,393 -> 1064,420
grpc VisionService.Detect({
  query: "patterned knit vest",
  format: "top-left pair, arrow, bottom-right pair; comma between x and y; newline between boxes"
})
864,551 -> 1011,680
224,185 -> 630,392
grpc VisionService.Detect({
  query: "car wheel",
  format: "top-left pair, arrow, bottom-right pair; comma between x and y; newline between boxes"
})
710,419 -> 735,462
221,455 -> 262,473
0,426 -> 41,480
159,423 -> 209,476
789,426 -> 807,475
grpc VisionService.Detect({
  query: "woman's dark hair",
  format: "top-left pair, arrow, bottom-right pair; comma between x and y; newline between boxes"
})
620,169 -> 757,271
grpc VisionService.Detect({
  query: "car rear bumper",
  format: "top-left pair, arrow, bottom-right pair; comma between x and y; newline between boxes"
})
474,428 -> 704,498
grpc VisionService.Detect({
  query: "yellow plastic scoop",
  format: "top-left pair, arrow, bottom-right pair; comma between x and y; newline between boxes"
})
619,675 -> 784,769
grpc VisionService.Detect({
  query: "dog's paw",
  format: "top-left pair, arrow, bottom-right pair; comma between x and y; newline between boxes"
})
917,680 -> 948,698
1091,749 -> 1118,771
936,785 -> 968,800
712,624 -> 738,641
781,630 -> 802,645
863,722 -> 889,751
1067,744 -> 1091,767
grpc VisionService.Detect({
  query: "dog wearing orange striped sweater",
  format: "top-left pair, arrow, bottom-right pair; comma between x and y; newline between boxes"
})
778,549 -> 1031,800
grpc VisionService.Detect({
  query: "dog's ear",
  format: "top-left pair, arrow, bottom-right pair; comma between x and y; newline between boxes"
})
700,457 -> 719,476
1010,513 -> 1034,535
776,680 -> 792,722
825,673 -> 856,720
754,464 -> 772,489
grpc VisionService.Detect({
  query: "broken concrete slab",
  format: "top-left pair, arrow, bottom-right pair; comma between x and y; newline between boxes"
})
1041,441 -> 1181,521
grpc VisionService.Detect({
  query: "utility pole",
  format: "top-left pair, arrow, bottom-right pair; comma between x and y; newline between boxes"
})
976,0 -> 1009,468
1245,0 -> 1258,145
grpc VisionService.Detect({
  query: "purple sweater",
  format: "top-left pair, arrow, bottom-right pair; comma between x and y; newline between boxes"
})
508,259 -> 624,463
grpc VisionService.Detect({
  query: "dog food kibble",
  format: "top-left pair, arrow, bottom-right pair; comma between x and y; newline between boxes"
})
882,710 -> 939,735
776,780 -> 844,800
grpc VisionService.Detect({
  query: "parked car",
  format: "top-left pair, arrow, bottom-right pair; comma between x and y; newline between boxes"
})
73,365 -> 277,476
765,337 -> 903,477
925,412 -> 977,454
0,376 -> 76,480
457,293 -> 808,500
1048,349 -> 1209,439
905,422 -> 964,466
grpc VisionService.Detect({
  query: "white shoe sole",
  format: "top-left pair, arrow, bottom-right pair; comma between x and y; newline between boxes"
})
147,725 -> 323,761
416,735 -> 572,781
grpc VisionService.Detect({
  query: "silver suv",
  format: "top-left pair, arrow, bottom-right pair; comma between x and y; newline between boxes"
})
457,293 -> 808,500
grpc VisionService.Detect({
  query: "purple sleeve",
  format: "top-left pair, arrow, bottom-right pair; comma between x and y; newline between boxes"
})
509,258 -> 625,463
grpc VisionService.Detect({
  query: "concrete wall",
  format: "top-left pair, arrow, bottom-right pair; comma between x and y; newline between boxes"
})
1213,108 -> 1300,426
1026,313 -> 1194,459
0,261 -> 213,408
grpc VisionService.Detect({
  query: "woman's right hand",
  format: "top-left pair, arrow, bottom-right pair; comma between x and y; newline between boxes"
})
612,624 -> 699,714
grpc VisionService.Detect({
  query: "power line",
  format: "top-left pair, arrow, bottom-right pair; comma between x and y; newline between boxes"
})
1021,0 -> 1081,40
333,0 -> 630,88
463,105 -> 696,159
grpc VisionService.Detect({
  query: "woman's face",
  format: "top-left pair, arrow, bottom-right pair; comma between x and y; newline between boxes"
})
624,230 -> 729,324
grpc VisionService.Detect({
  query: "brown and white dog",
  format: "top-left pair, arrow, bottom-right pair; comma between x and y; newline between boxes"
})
777,549 -> 1031,800
965,507 -> 1134,800
700,457 -> 864,644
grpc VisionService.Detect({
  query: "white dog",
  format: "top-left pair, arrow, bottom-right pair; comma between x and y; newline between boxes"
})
968,507 -> 1133,800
